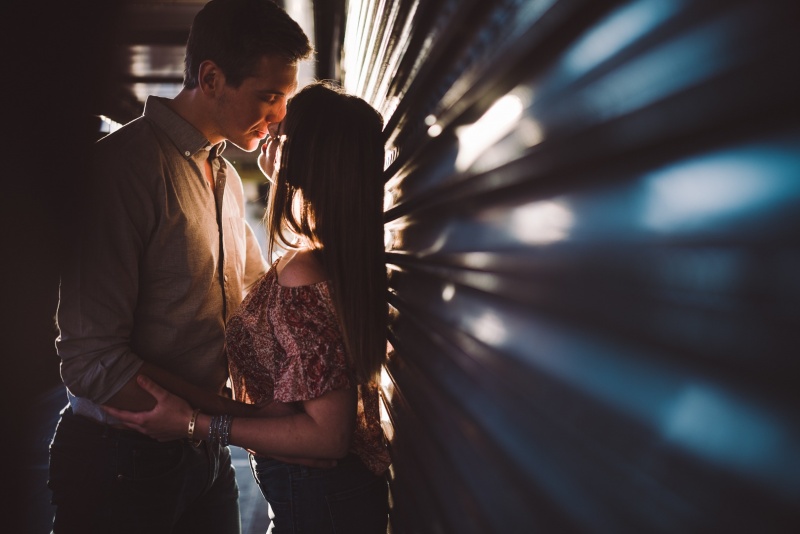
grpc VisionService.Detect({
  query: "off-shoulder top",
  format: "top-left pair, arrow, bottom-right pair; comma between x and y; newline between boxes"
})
226,259 -> 390,475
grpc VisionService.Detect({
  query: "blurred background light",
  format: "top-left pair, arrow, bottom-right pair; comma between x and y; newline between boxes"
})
455,94 -> 524,171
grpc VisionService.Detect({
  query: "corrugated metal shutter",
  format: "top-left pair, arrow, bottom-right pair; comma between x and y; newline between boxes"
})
338,0 -> 800,531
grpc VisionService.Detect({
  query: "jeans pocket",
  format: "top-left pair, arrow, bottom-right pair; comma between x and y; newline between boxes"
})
326,474 -> 388,534
117,442 -> 185,482
113,442 -> 189,512
266,499 -> 293,534
252,459 -> 294,532
48,437 -> 100,495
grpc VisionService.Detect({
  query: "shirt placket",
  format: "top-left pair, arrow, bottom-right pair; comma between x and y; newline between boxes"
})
209,149 -> 229,322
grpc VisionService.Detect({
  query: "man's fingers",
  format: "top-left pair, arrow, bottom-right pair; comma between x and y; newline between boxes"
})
102,405 -> 142,425
100,406 -> 152,435
103,405 -> 126,419
136,374 -> 168,399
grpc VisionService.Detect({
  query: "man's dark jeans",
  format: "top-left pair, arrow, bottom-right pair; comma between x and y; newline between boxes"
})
48,406 -> 240,534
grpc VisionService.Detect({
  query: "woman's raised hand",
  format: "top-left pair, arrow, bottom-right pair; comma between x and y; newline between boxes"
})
258,121 -> 284,181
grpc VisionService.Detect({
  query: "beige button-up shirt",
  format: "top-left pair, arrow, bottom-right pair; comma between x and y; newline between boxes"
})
56,96 -> 267,422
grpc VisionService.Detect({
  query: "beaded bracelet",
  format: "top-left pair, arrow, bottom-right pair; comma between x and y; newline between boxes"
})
208,414 -> 234,447
220,414 -> 232,447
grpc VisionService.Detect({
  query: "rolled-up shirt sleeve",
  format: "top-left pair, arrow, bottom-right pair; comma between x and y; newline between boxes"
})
56,142 -> 151,403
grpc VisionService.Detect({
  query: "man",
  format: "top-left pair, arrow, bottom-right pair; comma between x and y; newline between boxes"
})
49,1 -> 312,532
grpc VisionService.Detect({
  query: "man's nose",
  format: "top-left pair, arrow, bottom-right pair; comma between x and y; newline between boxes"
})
268,121 -> 283,138
267,99 -> 288,124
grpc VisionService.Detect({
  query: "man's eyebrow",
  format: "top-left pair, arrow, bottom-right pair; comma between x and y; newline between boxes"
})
257,81 -> 298,97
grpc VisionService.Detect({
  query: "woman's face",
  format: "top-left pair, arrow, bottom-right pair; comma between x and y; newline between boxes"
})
258,120 -> 286,182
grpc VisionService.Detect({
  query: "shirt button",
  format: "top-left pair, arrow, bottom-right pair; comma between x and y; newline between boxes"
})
184,151 -> 191,157
224,274 -> 228,282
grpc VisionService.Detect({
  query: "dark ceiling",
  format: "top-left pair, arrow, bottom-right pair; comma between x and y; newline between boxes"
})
110,1 -> 203,122
107,2 -> 341,121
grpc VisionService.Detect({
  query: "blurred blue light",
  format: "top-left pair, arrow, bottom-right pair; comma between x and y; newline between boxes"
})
563,0 -> 682,77
642,143 -> 800,233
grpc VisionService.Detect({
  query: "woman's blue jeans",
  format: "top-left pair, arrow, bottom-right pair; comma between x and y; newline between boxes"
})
250,452 -> 388,534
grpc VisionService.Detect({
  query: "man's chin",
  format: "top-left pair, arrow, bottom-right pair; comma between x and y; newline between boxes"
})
228,137 -> 261,153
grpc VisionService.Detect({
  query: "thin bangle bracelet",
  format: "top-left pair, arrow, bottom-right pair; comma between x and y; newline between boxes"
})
187,408 -> 201,441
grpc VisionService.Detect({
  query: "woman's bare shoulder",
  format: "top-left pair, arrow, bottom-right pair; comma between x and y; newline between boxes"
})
276,249 -> 328,287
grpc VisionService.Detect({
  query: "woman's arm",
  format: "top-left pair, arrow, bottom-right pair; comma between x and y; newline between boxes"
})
105,374 -> 357,459
208,386 -> 357,459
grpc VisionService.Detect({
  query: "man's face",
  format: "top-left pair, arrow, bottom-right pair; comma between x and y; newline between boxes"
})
214,55 -> 298,152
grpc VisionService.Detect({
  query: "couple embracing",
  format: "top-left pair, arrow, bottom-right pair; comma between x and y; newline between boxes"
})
50,1 -> 390,533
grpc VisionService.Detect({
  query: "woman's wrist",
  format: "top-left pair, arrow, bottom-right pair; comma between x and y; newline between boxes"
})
193,411 -> 236,446
207,414 -> 234,446
196,413 -> 212,441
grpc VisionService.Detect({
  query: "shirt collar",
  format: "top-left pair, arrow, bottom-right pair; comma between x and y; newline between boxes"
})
143,96 -> 226,159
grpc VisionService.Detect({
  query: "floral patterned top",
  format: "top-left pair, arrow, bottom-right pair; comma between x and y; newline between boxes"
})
226,259 -> 391,475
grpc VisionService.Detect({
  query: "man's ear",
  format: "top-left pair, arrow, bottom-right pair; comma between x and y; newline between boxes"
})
198,60 -> 224,96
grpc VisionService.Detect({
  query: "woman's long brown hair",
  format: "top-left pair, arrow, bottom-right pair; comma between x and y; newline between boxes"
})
265,81 -> 387,385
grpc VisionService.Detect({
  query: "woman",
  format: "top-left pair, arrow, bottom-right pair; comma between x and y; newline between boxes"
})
106,81 -> 391,533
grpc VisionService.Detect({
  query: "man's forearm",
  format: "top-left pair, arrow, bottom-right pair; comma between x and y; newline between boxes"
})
105,362 -> 259,417
102,373 -> 158,411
